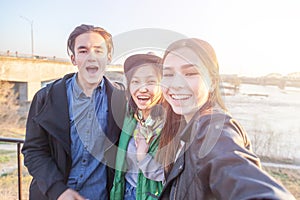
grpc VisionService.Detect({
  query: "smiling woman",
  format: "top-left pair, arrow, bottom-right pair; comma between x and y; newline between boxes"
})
110,53 -> 165,200
161,47 -> 213,123
156,38 -> 296,200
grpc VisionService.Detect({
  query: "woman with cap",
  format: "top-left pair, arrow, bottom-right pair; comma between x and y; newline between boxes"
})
110,53 -> 165,200
156,38 -> 295,199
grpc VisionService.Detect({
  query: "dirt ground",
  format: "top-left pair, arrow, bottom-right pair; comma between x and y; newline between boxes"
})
0,158 -> 299,199
263,166 -> 300,199
1,127 -> 299,199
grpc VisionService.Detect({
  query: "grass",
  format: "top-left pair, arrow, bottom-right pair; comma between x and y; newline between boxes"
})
0,169 -> 31,200
1,128 -> 299,199
0,149 -> 16,154
263,166 -> 300,199
0,155 -> 10,163
0,167 -> 298,199
0,127 -> 25,139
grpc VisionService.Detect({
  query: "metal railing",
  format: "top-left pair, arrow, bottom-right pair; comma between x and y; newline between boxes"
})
0,137 -> 24,200
0,51 -> 70,62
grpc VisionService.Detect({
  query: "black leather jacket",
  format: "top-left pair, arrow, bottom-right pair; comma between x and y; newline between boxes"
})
159,110 -> 295,200
22,73 -> 126,200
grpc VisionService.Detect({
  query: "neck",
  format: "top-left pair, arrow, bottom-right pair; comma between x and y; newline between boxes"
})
76,76 -> 101,97
184,115 -> 192,124
137,108 -> 150,122
143,109 -> 151,119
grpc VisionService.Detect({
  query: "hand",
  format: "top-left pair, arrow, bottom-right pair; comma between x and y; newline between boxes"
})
135,133 -> 149,162
57,188 -> 86,200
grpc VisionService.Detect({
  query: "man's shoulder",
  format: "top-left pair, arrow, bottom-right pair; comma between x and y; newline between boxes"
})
103,76 -> 126,92
48,73 -> 74,89
35,73 -> 74,99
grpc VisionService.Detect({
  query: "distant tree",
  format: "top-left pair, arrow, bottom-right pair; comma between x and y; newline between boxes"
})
0,80 -> 20,128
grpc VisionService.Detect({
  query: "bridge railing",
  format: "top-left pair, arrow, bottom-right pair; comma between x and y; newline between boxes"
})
0,51 -> 69,62
0,137 -> 24,200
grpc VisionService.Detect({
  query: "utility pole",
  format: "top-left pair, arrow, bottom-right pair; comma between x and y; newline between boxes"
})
20,16 -> 34,58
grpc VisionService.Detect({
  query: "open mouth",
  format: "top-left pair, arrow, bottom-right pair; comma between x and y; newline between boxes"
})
86,66 -> 99,74
170,94 -> 191,100
137,95 -> 151,101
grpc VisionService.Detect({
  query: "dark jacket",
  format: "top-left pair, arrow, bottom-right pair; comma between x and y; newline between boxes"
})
22,73 -> 126,200
159,110 -> 295,200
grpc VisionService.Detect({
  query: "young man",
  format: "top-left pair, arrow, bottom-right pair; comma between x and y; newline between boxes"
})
22,24 -> 126,200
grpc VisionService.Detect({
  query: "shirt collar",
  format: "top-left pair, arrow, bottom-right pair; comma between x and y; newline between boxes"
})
72,73 -> 105,99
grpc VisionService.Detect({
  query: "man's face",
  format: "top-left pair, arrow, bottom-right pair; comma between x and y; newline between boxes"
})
71,32 -> 110,88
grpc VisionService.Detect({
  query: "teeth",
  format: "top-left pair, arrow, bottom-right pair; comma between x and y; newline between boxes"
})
171,94 -> 190,100
137,95 -> 150,100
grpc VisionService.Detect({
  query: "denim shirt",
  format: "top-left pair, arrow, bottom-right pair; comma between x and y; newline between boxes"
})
66,74 -> 108,200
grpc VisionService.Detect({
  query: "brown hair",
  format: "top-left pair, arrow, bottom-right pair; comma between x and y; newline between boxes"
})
156,38 -> 227,173
155,103 -> 184,173
67,24 -> 113,59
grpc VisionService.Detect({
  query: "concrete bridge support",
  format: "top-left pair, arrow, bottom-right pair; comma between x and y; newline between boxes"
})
0,56 -> 76,101
0,56 -> 123,101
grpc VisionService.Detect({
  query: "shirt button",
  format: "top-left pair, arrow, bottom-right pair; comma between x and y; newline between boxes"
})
82,159 -> 86,163
80,174 -> 83,178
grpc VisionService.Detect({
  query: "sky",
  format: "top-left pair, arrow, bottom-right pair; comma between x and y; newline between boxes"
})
1,0 -> 300,77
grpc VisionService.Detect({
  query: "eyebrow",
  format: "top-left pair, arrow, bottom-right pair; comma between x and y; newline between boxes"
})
77,45 -> 103,50
163,64 -> 195,70
132,74 -> 157,79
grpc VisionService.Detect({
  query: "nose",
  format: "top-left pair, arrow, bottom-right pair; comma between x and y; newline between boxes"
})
138,84 -> 149,92
86,51 -> 97,62
162,73 -> 185,89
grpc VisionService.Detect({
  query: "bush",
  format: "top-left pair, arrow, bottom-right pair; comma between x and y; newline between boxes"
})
0,81 -> 21,128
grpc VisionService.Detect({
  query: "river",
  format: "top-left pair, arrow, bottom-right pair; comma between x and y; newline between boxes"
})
224,83 -> 300,163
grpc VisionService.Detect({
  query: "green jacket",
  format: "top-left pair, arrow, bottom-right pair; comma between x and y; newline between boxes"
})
110,113 -> 163,200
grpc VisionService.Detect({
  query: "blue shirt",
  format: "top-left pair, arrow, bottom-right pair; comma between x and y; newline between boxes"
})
66,74 -> 108,200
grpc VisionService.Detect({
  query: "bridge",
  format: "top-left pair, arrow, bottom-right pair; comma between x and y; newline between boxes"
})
0,55 -> 123,101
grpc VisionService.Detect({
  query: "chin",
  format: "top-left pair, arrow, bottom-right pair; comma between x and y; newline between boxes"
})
137,105 -> 148,111
172,105 -> 197,116
171,106 -> 184,116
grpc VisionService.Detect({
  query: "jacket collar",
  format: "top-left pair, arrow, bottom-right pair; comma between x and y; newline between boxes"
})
161,142 -> 185,195
103,76 -> 123,152
72,74 -> 105,99
34,74 -> 123,154
162,108 -> 214,189
34,73 -> 74,154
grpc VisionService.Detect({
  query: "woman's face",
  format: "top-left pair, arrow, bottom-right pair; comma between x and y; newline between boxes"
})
161,47 -> 212,122
129,65 -> 162,111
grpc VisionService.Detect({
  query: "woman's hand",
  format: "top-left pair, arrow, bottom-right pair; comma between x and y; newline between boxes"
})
135,133 -> 150,162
